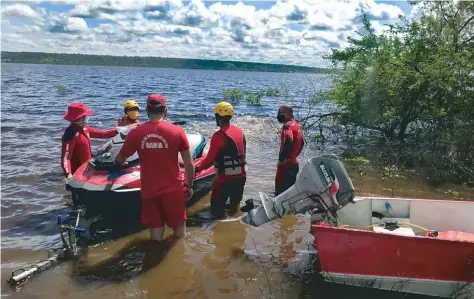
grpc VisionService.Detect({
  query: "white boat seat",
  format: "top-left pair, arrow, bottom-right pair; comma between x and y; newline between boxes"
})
371,217 -> 415,236
372,225 -> 416,236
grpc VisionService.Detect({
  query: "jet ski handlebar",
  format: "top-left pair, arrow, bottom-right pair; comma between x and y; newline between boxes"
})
240,154 -> 356,227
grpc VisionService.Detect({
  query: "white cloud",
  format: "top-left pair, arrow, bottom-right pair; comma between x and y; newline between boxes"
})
3,33 -> 39,48
1,0 -> 409,67
172,0 -> 218,27
1,3 -> 43,20
48,14 -> 89,33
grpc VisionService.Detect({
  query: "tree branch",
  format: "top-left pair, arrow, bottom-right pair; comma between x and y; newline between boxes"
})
461,34 -> 474,46
459,16 -> 474,35
299,112 -> 341,125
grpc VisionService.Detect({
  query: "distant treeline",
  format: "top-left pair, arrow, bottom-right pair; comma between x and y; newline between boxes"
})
1,51 -> 331,74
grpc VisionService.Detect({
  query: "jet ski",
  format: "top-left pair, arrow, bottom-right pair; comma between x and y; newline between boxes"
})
65,123 -> 216,239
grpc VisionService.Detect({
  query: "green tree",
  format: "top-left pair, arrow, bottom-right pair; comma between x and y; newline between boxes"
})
322,1 -> 474,185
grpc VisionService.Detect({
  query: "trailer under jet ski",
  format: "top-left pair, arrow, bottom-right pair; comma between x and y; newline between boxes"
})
240,155 -> 474,298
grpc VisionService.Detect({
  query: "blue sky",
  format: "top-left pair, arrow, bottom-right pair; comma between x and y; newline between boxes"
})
1,0 -> 415,67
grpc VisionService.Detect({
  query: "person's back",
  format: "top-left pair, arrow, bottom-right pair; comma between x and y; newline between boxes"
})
124,120 -> 187,199
214,123 -> 247,179
194,101 -> 247,218
116,93 -> 194,241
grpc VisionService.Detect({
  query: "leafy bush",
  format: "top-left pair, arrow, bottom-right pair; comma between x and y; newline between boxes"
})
56,84 -> 68,95
222,87 -> 283,106
223,89 -> 243,103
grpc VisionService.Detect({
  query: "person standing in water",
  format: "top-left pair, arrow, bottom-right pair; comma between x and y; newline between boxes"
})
61,102 -> 118,178
115,94 -> 195,241
116,99 -> 140,127
274,104 -> 304,196
194,101 -> 247,218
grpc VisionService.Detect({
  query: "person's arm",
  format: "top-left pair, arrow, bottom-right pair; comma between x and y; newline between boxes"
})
278,127 -> 293,166
115,130 -> 137,167
115,116 -> 128,127
87,126 -> 118,139
177,129 -> 194,186
194,133 -> 225,173
181,149 -> 194,186
61,127 -> 76,177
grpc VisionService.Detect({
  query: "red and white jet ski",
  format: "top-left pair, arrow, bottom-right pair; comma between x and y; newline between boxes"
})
65,123 -> 215,238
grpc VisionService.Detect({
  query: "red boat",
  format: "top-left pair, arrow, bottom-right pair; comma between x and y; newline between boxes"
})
240,155 -> 474,298
65,124 -> 216,239
313,196 -> 474,298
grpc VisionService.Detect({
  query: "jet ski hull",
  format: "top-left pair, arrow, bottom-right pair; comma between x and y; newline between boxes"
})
64,127 -> 216,241
66,159 -> 215,242
67,155 -> 215,211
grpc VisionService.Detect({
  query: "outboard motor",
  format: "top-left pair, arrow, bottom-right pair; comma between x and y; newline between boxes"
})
240,154 -> 355,227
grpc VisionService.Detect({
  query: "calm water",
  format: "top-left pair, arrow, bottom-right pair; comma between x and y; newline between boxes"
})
1,63 -> 455,299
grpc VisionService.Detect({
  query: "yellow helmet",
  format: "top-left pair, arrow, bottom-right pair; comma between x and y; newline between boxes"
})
124,99 -> 139,110
214,101 -> 234,117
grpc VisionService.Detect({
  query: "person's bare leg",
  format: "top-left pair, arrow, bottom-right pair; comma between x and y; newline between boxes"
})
150,227 -> 165,241
173,222 -> 186,239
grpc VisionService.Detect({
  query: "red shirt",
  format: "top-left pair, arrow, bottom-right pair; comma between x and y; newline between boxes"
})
194,124 -> 246,181
279,119 -> 304,165
61,124 -> 118,175
119,120 -> 190,199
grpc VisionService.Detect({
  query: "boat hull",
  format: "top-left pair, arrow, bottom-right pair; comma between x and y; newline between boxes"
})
312,224 -> 474,298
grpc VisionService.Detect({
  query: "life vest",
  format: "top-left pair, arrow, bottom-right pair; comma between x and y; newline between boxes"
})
214,125 -> 247,176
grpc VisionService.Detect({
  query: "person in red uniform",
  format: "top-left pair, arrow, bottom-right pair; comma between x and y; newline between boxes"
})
194,101 -> 247,218
275,104 -> 304,196
115,99 -> 141,127
61,102 -> 118,179
115,94 -> 195,241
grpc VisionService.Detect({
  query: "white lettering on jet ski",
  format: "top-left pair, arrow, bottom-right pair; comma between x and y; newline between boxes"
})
140,134 -> 169,150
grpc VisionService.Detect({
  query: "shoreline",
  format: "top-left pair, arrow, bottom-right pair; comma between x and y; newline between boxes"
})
1,51 -> 333,75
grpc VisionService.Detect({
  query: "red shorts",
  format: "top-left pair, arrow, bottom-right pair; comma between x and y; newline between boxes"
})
141,190 -> 186,229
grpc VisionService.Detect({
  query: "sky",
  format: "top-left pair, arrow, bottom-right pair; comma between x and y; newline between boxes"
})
1,0 -> 416,67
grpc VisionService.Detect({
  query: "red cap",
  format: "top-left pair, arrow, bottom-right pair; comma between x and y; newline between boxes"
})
147,94 -> 166,108
63,102 -> 94,121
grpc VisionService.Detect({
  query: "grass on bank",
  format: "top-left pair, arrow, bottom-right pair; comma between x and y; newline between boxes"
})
222,87 -> 285,105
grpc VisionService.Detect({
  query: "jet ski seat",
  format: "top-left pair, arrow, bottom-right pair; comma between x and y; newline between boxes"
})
178,134 -> 207,164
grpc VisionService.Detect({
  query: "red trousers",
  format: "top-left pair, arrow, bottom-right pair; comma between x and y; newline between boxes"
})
275,163 -> 299,196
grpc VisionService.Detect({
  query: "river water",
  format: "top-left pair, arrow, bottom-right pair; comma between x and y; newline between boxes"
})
1,63 -> 471,299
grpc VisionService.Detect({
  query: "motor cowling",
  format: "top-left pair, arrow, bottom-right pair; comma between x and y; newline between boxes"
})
240,154 -> 355,227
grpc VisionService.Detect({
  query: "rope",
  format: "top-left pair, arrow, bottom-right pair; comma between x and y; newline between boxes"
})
338,220 -> 431,232
398,222 -> 431,232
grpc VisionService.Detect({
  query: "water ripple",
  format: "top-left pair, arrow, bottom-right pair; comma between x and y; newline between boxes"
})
0,63 -> 354,299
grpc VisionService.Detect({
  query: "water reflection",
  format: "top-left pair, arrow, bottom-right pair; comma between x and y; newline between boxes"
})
274,216 -> 298,269
201,220 -> 247,295
138,239 -> 207,299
